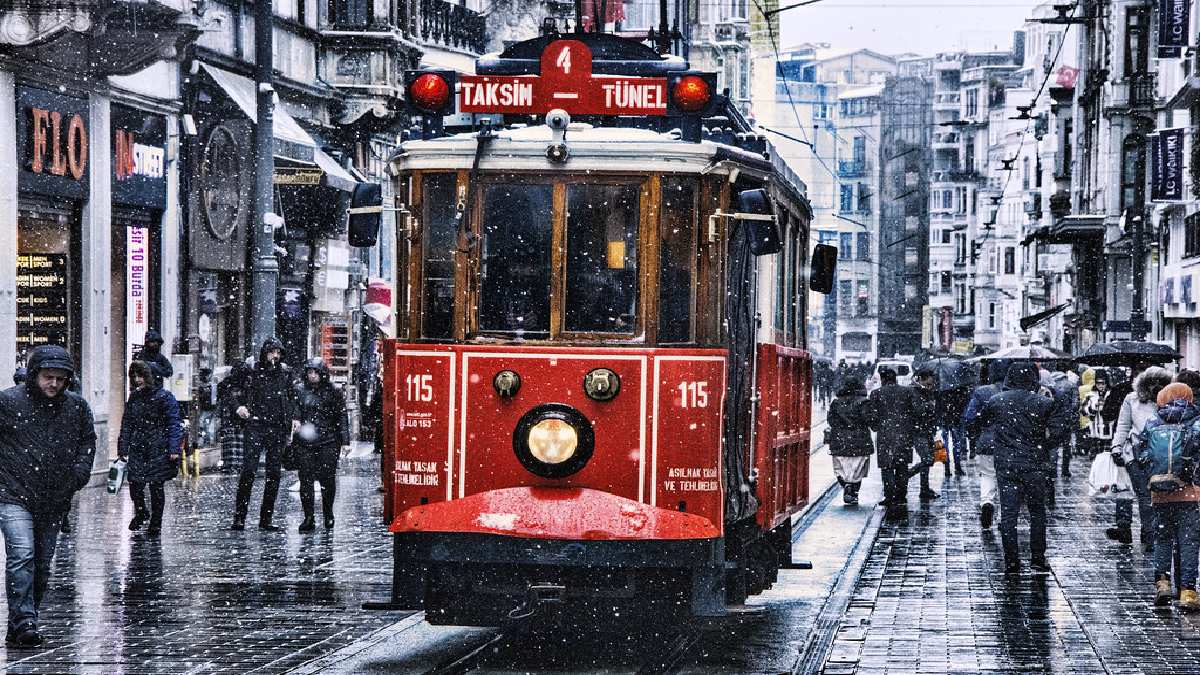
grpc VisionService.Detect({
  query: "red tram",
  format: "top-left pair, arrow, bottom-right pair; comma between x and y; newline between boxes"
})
359,31 -> 835,626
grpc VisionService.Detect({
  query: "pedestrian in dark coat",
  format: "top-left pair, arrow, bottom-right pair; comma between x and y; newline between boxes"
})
912,367 -> 941,501
867,368 -> 932,517
962,359 -> 1011,528
294,358 -> 349,532
937,382 -> 972,475
118,361 -> 183,537
967,361 -> 1071,573
232,337 -> 300,531
827,376 -> 874,506
217,359 -> 250,474
133,329 -> 173,383
0,345 -> 95,647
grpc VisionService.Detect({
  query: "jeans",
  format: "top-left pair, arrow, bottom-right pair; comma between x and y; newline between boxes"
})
235,424 -> 289,525
1116,461 -> 1156,543
0,503 -> 61,633
129,481 -> 165,529
977,455 -> 997,506
1153,502 -> 1200,589
941,425 -> 967,472
998,468 -> 1049,562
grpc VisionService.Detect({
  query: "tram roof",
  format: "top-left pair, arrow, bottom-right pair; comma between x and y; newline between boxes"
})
389,124 -> 810,212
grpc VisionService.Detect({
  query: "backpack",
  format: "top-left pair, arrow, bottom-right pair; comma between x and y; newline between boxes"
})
1143,422 -> 1191,492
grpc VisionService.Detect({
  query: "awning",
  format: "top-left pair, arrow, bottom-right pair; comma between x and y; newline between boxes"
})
314,149 -> 357,192
1168,76 -> 1200,110
1046,215 -> 1106,243
1020,302 -> 1071,331
199,63 -> 316,163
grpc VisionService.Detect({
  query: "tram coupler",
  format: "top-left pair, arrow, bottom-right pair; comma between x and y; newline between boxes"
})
506,583 -> 567,623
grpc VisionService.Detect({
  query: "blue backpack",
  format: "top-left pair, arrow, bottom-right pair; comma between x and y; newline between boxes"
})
1143,422 -> 1191,492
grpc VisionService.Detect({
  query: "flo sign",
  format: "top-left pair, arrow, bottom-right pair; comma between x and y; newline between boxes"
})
16,86 -> 89,199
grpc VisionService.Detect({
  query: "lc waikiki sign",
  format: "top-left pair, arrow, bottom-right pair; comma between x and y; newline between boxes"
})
16,86 -> 89,199
1151,127 -> 1186,202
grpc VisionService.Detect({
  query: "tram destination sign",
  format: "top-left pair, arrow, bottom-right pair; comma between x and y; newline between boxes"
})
457,40 -> 668,116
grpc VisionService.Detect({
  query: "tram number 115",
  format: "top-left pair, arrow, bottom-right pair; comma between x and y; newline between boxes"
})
406,374 -> 434,402
677,381 -> 709,408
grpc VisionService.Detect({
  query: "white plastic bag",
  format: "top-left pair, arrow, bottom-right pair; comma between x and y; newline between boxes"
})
106,458 -> 127,495
1087,452 -> 1132,500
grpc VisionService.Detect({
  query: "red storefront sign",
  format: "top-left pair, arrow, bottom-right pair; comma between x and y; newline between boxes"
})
457,40 -> 669,116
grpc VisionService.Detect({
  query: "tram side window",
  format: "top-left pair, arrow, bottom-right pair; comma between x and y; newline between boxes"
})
479,184 -> 554,336
659,179 -> 695,343
422,174 -> 457,339
565,184 -> 640,334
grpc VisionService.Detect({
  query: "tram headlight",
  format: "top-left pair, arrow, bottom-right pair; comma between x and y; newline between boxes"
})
513,404 -> 595,479
527,419 -> 578,464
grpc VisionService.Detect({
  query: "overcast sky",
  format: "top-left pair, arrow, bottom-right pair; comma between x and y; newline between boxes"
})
778,0 -> 1046,56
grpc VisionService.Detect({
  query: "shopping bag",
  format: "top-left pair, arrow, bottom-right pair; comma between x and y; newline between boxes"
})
1087,451 -> 1132,500
106,458 -> 127,495
932,439 -> 948,464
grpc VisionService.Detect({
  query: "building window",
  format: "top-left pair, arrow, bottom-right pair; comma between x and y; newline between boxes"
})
988,302 -> 997,329
1125,6 -> 1149,77
856,280 -> 869,316
954,233 -> 967,263
856,232 -> 870,261
839,280 -> 853,315
840,185 -> 854,212
941,229 -> 952,244
1185,213 -> 1200,258
1120,135 -> 1145,212
839,232 -> 853,260
941,271 -> 952,293
857,183 -> 870,212
1004,247 -> 1016,275
1022,157 -> 1031,190
852,136 -> 866,164
966,89 -> 978,118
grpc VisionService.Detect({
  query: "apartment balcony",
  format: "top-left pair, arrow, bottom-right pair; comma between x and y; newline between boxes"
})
838,160 -> 871,178
933,92 -> 961,111
932,131 -> 960,149
1,0 -> 201,75
323,0 -> 487,124
931,169 -> 981,184
1110,73 -> 1158,111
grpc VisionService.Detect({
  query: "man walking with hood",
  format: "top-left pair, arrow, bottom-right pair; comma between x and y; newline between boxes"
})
232,338 -> 300,531
868,367 -> 933,518
968,361 -> 1071,573
133,329 -> 173,383
0,345 -> 96,646
963,359 -> 1011,529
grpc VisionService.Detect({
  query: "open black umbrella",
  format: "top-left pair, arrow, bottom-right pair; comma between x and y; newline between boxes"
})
929,358 -> 976,391
1074,341 -> 1181,367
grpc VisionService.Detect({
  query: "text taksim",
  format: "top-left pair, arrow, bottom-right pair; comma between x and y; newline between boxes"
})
459,80 -> 535,108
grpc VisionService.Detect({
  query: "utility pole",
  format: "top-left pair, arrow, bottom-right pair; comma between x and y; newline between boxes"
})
251,0 -> 277,350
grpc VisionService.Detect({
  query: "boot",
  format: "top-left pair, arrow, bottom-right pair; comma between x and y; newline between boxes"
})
980,503 -> 994,529
1030,557 -> 1050,573
1106,527 -> 1133,545
919,489 -> 939,501
1156,578 -> 1175,606
324,514 -> 335,529
844,483 -> 859,506
259,520 -> 281,532
129,510 -> 149,531
298,517 -> 315,533
1180,589 -> 1200,612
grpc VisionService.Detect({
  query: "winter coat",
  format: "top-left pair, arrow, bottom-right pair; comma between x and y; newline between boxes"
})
239,338 -> 299,430
936,385 -> 973,429
962,360 -> 1011,456
295,364 -> 350,450
134,329 -> 173,383
867,384 -> 932,467
1082,389 -> 1115,440
217,361 -> 250,428
967,363 -> 1068,473
1041,370 -> 1079,448
118,382 -> 183,483
826,388 -> 874,458
0,345 -> 97,515
1111,391 -> 1160,462
1138,399 -> 1200,503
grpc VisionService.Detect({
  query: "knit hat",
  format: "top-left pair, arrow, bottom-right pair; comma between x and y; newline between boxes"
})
1157,382 -> 1194,408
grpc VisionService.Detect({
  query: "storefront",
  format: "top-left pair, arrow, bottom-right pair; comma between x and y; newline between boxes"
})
14,85 -> 88,367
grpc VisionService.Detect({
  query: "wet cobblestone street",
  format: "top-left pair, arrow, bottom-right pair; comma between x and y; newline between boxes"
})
0,453 -> 410,674
820,456 -> 1200,674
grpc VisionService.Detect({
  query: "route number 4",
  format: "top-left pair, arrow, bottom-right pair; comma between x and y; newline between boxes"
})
556,45 -> 572,74
677,381 -> 708,408
405,374 -> 434,402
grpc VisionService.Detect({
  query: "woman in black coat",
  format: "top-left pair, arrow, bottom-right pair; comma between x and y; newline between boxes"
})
827,375 -> 875,505
118,361 -> 183,537
294,358 -> 349,532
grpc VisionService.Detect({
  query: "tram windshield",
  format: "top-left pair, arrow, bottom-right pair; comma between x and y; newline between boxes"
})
479,183 -> 554,336
564,184 -> 639,334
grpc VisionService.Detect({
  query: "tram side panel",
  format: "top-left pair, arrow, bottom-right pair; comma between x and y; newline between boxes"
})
754,343 -> 813,531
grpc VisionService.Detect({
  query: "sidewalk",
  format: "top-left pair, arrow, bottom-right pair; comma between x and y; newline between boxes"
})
818,456 -> 1200,674
1,449 -> 412,674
